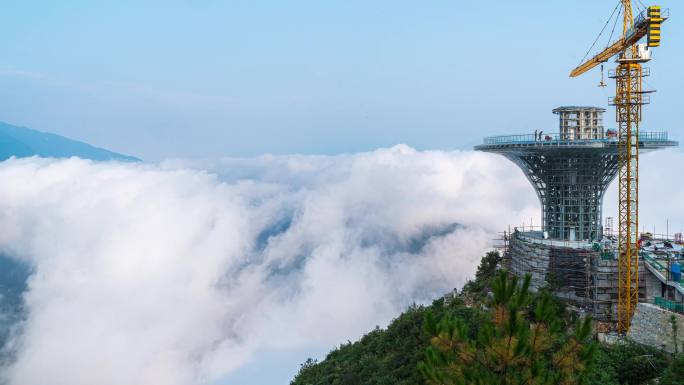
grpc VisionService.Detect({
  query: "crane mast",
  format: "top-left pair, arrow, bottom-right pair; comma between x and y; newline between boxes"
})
614,0 -> 640,334
570,2 -> 666,333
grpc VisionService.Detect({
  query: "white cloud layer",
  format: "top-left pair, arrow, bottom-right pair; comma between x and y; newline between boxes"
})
0,146 -> 548,384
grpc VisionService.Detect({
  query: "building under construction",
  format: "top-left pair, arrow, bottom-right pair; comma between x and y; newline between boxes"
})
476,106 -> 679,325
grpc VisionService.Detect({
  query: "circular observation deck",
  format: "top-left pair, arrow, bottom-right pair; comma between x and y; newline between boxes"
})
475,131 -> 678,153
475,131 -> 677,241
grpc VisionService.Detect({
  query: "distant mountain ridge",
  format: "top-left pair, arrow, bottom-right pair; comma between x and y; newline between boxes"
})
0,122 -> 139,161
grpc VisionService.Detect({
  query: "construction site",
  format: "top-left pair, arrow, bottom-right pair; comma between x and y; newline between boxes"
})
476,2 -> 682,336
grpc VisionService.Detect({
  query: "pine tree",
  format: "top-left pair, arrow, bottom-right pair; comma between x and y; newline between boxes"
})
419,271 -> 596,385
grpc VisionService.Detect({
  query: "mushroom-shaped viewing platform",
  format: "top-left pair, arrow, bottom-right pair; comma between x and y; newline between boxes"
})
475,106 -> 677,241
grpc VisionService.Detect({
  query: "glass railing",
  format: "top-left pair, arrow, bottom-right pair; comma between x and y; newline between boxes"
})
513,227 -> 596,249
482,131 -> 670,146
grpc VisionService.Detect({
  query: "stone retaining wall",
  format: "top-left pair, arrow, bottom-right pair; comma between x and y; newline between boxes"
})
628,302 -> 684,353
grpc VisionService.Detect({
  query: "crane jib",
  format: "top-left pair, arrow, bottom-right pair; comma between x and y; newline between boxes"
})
569,6 -> 667,78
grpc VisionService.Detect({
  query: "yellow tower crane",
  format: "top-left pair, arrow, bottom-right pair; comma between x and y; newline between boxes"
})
570,2 -> 667,333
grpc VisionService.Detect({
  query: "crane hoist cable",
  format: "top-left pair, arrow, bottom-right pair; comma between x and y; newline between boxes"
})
577,2 -> 622,67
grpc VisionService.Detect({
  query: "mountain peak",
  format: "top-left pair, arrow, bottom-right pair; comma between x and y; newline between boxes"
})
0,122 -> 139,162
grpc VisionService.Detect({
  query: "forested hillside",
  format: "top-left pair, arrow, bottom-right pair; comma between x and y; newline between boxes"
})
291,251 -> 683,385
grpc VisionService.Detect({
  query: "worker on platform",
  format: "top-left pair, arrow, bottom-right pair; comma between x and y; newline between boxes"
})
534,130 -> 538,141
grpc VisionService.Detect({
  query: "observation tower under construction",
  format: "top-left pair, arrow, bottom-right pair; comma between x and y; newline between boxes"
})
477,107 -> 675,242
476,106 -> 677,324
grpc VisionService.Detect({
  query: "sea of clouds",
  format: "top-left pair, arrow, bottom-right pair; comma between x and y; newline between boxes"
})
0,145 -> 679,385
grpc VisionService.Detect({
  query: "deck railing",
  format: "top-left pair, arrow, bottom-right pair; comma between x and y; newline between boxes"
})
482,131 -> 669,146
654,297 -> 684,314
513,227 -> 596,249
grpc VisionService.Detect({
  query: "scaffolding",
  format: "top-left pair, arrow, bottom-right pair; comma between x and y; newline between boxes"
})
513,148 -> 617,240
506,228 -> 655,323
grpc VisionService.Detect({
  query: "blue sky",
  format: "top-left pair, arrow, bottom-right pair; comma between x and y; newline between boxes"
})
1,0 -> 681,160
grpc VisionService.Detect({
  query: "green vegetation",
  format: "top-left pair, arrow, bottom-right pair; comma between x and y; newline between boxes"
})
672,314 -> 680,355
291,251 -> 682,385
662,354 -> 684,385
420,272 -> 595,385
584,341 -> 668,385
291,296 -> 483,385
461,250 -> 502,299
